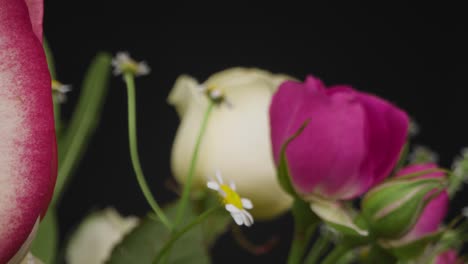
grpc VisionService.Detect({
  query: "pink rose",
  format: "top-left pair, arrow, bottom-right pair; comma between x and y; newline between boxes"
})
0,0 -> 56,262
270,76 -> 408,199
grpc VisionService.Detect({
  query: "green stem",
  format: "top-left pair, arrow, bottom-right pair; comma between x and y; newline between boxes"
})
304,234 -> 330,264
287,199 -> 319,264
124,72 -> 172,230
321,245 -> 349,264
336,251 -> 356,264
53,97 -> 61,134
174,102 -> 214,229
153,206 -> 221,263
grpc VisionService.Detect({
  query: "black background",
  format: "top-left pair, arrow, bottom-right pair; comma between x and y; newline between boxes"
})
44,1 -> 467,263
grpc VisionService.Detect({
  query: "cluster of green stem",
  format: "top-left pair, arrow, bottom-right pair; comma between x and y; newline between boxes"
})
123,72 -> 216,263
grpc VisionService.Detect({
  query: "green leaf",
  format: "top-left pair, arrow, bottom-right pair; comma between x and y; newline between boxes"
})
277,120 -> 310,197
363,245 -> 397,264
107,203 -> 210,264
30,209 -> 58,264
53,52 -> 112,204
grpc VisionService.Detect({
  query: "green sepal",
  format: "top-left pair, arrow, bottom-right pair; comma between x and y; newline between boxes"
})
309,196 -> 369,239
277,120 -> 310,197
362,178 -> 444,239
381,230 -> 444,260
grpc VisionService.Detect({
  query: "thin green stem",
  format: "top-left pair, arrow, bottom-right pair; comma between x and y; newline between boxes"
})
153,206 -> 221,263
53,97 -> 61,134
174,102 -> 214,229
304,234 -> 330,264
124,72 -> 172,230
287,199 -> 319,264
287,225 -> 315,264
321,245 -> 349,264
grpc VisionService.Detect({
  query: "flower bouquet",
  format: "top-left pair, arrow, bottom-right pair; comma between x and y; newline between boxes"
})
1,1 -> 467,264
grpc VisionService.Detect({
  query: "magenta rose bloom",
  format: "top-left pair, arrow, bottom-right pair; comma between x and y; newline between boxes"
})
270,76 -> 409,199
0,0 -> 56,262
395,163 -> 449,242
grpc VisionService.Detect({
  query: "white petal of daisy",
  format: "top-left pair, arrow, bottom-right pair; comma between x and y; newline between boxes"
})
232,213 -> 244,226
225,204 -> 240,213
240,211 -> 253,227
241,198 -> 253,210
215,170 -> 224,184
207,181 -> 220,191
52,80 -> 72,103
136,62 -> 151,76
462,207 -> 468,218
229,180 -> 236,191
112,51 -> 150,77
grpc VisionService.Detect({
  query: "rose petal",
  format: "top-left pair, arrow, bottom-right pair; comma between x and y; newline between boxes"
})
24,0 -> 44,42
0,0 -> 55,262
356,92 -> 409,187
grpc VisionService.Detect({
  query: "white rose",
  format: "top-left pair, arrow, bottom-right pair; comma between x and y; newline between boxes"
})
168,67 -> 294,220
65,208 -> 138,264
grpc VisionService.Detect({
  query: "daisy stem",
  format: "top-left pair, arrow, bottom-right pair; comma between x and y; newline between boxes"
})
53,96 -> 61,133
124,72 -> 172,230
153,206 -> 222,263
174,101 -> 215,229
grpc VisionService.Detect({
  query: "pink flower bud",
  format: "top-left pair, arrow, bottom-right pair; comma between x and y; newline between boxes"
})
270,76 -> 409,200
435,250 -> 460,264
0,0 -> 56,262
395,163 -> 449,242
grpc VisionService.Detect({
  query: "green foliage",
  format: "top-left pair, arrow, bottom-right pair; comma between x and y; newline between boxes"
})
30,209 -> 58,264
31,48 -> 112,263
54,52 -> 112,203
107,203 -> 211,264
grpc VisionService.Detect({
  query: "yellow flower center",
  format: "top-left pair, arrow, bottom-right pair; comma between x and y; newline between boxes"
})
121,61 -> 140,74
220,184 -> 243,209
51,80 -> 62,90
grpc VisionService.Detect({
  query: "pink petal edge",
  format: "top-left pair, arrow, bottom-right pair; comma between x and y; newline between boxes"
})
0,0 -> 55,262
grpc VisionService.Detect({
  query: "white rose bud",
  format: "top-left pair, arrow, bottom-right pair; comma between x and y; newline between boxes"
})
169,67 -> 294,220
65,208 -> 138,264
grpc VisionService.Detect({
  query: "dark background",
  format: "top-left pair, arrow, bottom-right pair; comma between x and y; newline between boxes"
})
44,1 -> 467,263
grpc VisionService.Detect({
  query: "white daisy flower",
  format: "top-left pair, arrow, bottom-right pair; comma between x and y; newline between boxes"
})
207,171 -> 254,227
462,207 -> 468,218
197,84 -> 233,107
52,79 -> 72,103
408,145 -> 439,164
111,51 -> 150,77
